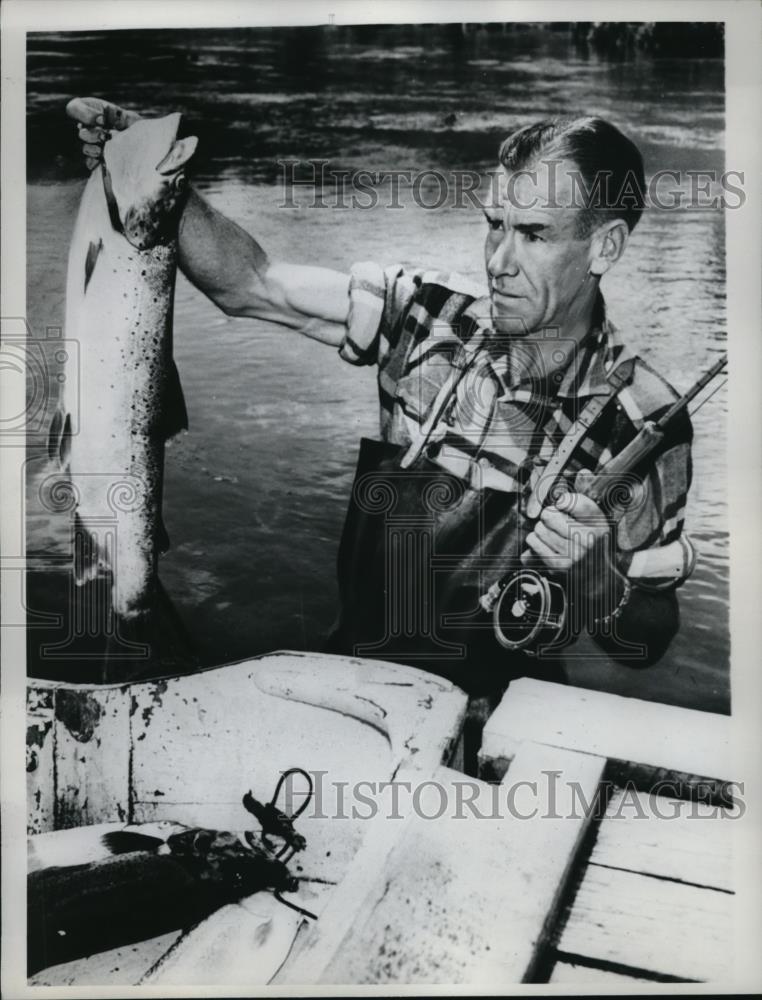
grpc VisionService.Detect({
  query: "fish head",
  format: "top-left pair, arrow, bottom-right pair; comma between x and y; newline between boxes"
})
175,829 -> 299,896
102,112 -> 198,251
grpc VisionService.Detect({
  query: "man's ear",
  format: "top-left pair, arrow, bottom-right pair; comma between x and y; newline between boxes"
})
588,219 -> 629,277
155,135 -> 199,175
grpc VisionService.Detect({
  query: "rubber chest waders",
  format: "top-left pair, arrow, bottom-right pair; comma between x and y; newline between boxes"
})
326,330 -> 610,693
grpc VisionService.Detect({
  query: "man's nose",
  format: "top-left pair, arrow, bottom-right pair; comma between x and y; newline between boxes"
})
488,230 -> 519,281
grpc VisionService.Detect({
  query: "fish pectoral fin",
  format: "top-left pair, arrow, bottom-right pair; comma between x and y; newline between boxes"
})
162,359 -> 189,440
155,135 -> 199,175
48,409 -> 73,468
47,408 -> 64,463
60,413 -> 72,467
84,238 -> 103,292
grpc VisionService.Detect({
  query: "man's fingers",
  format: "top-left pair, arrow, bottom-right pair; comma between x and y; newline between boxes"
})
100,102 -> 141,130
84,156 -> 101,172
534,518 -> 569,551
77,126 -> 108,144
82,143 -> 104,159
66,97 -> 139,131
546,492 -> 607,524
100,103 -> 129,130
538,508 -> 575,542
525,530 -> 570,570
66,97 -> 107,127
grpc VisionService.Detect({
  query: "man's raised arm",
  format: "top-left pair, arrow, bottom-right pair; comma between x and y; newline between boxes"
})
66,97 -> 349,347
176,189 -> 349,344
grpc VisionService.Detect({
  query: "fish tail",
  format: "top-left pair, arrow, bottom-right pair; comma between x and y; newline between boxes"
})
101,830 -> 166,855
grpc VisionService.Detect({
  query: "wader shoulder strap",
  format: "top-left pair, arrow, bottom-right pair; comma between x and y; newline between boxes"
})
400,329 -> 486,470
524,356 -> 636,521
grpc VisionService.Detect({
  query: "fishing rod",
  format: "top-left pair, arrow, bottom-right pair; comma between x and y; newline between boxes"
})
480,352 -> 728,654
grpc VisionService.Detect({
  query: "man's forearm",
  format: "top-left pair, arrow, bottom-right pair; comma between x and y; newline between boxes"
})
177,188 -> 271,317
175,188 -> 350,343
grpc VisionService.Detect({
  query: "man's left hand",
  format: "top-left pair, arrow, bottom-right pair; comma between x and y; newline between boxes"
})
522,489 -> 613,581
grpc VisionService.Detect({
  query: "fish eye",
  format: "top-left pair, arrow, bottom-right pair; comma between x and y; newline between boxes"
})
172,173 -> 187,193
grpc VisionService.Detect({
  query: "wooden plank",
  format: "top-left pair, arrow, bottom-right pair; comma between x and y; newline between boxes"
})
53,686 -> 130,828
271,757 -> 434,986
28,932 -> 181,987
557,864 -> 733,982
550,960 -> 650,984
27,686 -> 56,833
140,887 -> 333,986
480,678 -> 732,785
281,745 -> 605,985
592,789 -> 734,891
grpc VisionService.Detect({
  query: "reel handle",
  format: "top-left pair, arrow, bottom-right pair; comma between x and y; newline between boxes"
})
487,568 -> 568,655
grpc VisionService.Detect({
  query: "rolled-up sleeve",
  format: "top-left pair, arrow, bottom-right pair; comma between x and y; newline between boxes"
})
339,262 -> 421,368
616,409 -> 694,589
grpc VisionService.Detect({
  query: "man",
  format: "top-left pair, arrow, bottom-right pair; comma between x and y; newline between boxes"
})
69,99 -> 694,703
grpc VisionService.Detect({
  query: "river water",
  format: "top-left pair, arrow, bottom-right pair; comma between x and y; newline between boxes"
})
25,25 -> 728,712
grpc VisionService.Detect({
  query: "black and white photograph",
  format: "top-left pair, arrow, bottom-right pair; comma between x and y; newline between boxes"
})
2,0 -> 761,994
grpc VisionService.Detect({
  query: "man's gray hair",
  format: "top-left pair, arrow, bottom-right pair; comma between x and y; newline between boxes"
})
499,115 -> 646,237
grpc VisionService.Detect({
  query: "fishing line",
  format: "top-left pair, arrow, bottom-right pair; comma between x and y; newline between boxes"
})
270,767 -> 315,821
273,891 -> 318,921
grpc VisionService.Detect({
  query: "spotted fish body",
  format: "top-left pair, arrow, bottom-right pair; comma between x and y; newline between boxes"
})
49,113 -> 198,621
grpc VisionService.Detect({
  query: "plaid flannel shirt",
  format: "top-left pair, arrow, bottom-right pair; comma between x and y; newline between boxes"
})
340,262 -> 694,585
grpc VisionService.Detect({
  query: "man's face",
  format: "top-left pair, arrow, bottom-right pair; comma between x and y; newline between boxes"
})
483,158 -> 597,339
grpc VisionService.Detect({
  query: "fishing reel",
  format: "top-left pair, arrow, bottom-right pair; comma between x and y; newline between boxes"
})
476,351 -> 726,656
479,568 -> 568,654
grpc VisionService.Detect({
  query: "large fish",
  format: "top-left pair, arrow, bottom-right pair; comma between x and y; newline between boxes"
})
27,822 -> 307,976
48,112 -> 197,624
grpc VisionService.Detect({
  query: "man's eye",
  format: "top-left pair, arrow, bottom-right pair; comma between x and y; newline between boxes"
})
486,217 -> 503,232
523,231 -> 543,243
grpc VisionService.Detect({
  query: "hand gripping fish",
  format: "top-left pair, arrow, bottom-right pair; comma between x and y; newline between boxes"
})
48,113 -> 197,625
